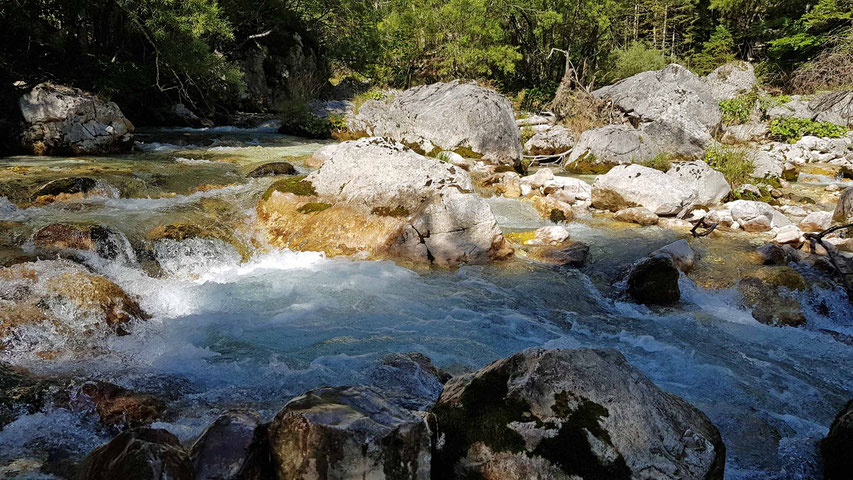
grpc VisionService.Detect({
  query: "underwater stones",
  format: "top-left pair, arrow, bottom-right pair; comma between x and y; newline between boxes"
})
833,187 -> 853,224
0,260 -> 147,347
268,385 -> 430,480
19,83 -> 134,155
33,223 -> 133,262
349,81 -> 523,166
77,428 -> 193,480
737,277 -> 806,327
246,161 -> 297,178
0,363 -> 61,427
627,252 -> 681,305
614,206 -> 659,226
190,410 -> 270,480
822,399 -> 853,480
592,164 -> 695,215
258,138 -> 511,266
529,241 -> 590,267
429,347 -> 724,480
666,160 -> 731,206
76,381 -> 166,429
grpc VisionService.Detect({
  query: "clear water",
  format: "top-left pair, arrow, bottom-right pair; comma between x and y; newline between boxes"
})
0,127 -> 851,479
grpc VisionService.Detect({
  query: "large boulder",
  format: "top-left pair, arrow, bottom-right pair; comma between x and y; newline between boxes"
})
33,223 -> 135,263
189,410 -> 270,480
667,160 -> 731,206
0,260 -> 147,350
593,64 -> 721,157
704,62 -> 758,102
725,200 -> 792,232
822,399 -> 853,480
809,89 -> 853,128
524,125 -> 575,156
19,83 -> 134,155
257,138 -> 512,266
430,348 -> 724,480
77,428 -> 193,480
834,187 -> 853,224
564,125 -> 657,172
268,385 -> 430,480
592,164 -> 695,215
349,81 -> 522,166
627,252 -> 682,305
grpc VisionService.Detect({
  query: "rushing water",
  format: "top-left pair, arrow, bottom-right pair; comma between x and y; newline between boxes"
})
0,126 -> 851,479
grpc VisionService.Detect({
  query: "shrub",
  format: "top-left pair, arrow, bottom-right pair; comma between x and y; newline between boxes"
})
604,42 -> 669,83
720,93 -> 757,125
521,126 -> 535,144
517,82 -> 558,112
704,146 -> 754,188
352,88 -> 388,114
691,26 -> 737,75
769,117 -> 847,142
641,153 -> 677,172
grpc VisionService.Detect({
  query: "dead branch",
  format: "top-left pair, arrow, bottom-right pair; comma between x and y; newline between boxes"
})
524,151 -> 570,166
690,217 -> 719,238
803,223 -> 853,299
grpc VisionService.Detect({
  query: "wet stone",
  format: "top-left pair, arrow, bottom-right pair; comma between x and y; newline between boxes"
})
246,162 -> 297,178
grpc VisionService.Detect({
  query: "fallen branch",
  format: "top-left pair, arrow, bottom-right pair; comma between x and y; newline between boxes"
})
690,217 -> 719,238
803,223 -> 853,299
524,151 -> 570,166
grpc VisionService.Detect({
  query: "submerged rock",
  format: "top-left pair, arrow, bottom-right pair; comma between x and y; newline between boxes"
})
627,252 -> 681,305
75,381 -> 166,429
822,399 -> 853,480
190,410 -> 270,480
33,223 -> 134,263
258,138 -> 512,266
430,347 -> 724,480
19,83 -> 134,155
737,277 -> 806,327
0,260 -> 147,348
615,206 -> 659,226
77,428 -> 193,480
592,164 -> 695,215
246,162 -> 296,178
32,177 -> 97,199
350,81 -> 523,166
268,385 -> 430,480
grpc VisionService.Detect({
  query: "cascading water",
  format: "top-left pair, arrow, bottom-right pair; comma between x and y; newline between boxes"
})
0,126 -> 850,479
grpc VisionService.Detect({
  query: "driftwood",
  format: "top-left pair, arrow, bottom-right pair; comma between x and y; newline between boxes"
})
690,217 -> 719,238
804,223 -> 853,298
524,151 -> 570,166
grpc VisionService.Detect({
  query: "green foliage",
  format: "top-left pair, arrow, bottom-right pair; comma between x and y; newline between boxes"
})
517,83 -> 558,113
521,126 -> 536,144
692,25 -> 737,74
704,145 -> 754,188
352,89 -> 388,114
769,117 -> 847,142
641,153 -> 677,172
605,42 -> 670,83
262,176 -> 317,201
720,92 -> 757,125
297,202 -> 332,214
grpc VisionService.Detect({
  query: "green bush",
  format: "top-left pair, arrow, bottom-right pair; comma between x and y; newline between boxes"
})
704,146 -> 754,188
720,93 -> 757,125
769,117 -> 847,142
517,82 -> 558,112
641,153 -> 677,172
691,26 -> 737,75
352,88 -> 388,114
605,42 -> 669,83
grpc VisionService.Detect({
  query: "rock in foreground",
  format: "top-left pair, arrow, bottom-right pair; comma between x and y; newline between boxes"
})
268,385 -> 430,480
257,138 -> 512,266
77,428 -> 193,480
430,347 -> 724,480
592,164 -> 695,215
627,252 -> 681,305
350,81 -> 522,166
19,83 -> 134,155
822,399 -> 853,480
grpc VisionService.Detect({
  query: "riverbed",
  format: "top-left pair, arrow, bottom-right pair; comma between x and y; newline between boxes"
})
0,126 -> 851,479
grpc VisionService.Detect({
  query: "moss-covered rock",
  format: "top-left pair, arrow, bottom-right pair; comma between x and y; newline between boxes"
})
737,277 -> 806,327
430,348 -> 725,480
246,161 -> 296,178
260,176 -> 316,201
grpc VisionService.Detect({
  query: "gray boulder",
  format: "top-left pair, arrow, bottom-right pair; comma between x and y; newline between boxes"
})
834,187 -> 853,224
654,239 -> 695,273
77,428 -> 193,480
430,348 -> 724,480
268,385 -> 430,480
259,137 -> 512,266
189,410 -> 268,480
667,160 -> 731,206
592,164 -> 695,215
628,252 -> 682,305
765,96 -> 813,121
524,125 -> 575,155
564,124 -> 656,172
19,83 -> 134,155
350,81 -> 522,166
594,64 -> 721,155
705,62 -> 758,102
809,90 -> 853,128
726,200 -> 792,232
